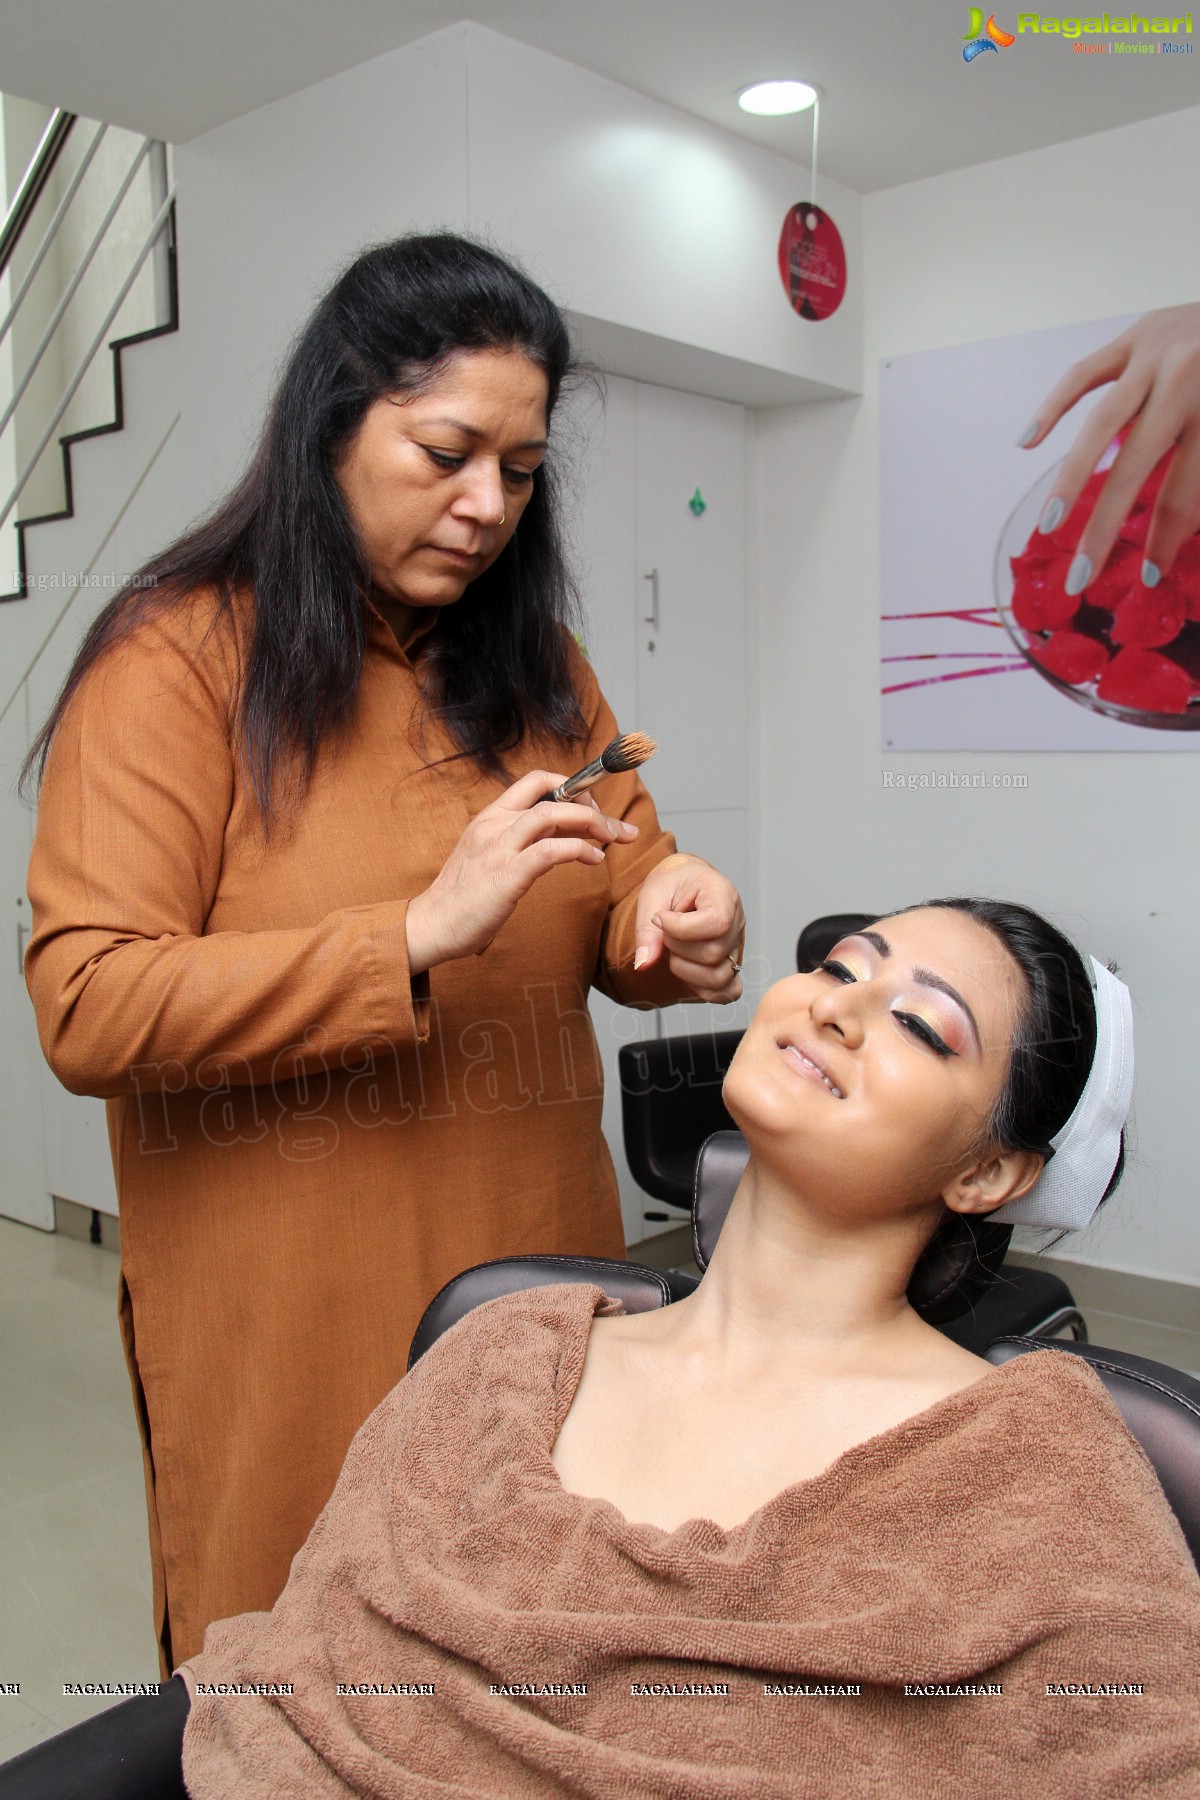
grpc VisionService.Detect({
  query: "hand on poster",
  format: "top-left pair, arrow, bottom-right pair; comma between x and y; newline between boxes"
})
1020,303 -> 1200,591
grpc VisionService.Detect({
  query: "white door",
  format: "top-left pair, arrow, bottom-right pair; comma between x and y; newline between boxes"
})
634,388 -> 747,814
572,376 -> 749,1243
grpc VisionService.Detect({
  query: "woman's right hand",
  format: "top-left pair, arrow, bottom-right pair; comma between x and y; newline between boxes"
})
405,768 -> 638,973
1021,303 -> 1200,588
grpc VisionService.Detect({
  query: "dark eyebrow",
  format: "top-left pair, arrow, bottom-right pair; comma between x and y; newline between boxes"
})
424,415 -> 548,451
843,932 -> 981,1052
911,967 -> 981,1051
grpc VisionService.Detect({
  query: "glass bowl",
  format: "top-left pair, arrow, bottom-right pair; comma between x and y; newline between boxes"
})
994,458 -> 1200,730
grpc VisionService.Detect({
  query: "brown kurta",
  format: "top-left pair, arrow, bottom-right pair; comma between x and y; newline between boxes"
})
180,1282 -> 1200,1798
24,589 -> 692,1672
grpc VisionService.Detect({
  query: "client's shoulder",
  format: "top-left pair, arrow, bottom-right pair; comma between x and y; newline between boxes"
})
408,1278 -> 617,1382
965,1344 -> 1195,1569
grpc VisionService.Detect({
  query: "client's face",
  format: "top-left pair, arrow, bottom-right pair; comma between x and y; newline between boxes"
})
723,908 -> 1026,1219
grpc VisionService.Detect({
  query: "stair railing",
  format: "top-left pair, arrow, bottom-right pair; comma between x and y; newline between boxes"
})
0,108 -> 76,276
0,113 -> 174,540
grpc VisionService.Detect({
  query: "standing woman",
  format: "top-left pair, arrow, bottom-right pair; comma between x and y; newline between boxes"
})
22,235 -> 745,1674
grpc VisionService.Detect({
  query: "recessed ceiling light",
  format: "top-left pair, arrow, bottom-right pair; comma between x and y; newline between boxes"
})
737,79 -> 817,117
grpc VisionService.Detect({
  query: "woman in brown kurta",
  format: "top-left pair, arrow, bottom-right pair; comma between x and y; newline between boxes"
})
22,235 -> 744,1673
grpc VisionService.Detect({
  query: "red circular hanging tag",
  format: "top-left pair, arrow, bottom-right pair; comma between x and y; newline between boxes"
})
777,203 -> 846,321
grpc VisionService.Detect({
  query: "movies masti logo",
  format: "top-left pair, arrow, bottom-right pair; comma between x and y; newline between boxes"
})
962,9 -> 1016,57
962,7 -> 1194,58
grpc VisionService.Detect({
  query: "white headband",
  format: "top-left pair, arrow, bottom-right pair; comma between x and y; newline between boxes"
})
992,958 -> 1134,1232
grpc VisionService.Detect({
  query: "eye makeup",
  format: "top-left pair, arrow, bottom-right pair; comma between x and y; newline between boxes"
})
820,937 -> 978,1060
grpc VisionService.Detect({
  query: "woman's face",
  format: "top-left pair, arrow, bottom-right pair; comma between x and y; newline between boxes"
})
723,907 -> 1029,1219
334,347 -> 550,609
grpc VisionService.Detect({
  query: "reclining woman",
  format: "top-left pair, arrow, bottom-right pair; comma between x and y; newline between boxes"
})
154,901 -> 1200,1790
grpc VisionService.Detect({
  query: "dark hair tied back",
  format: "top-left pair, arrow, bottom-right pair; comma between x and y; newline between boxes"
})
898,898 -> 1125,1324
22,233 -> 588,824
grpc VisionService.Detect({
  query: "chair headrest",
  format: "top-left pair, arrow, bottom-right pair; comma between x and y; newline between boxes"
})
796,913 -> 879,973
691,1131 -> 749,1270
691,1130 -> 1012,1324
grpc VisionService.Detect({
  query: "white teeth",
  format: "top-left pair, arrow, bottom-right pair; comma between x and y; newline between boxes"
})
786,1045 -> 844,1099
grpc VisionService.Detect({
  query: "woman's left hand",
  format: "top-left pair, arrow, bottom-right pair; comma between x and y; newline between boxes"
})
632,854 -> 745,1002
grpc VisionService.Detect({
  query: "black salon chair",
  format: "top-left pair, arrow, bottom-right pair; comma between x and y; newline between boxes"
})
411,1131 -> 1080,1361
410,1130 -> 1200,1573
5,1202 -> 1197,1800
0,1674 -> 189,1799
618,1028 -> 742,1217
795,911 -> 879,973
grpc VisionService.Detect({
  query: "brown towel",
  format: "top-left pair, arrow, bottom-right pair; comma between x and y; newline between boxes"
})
182,1283 -> 1200,1797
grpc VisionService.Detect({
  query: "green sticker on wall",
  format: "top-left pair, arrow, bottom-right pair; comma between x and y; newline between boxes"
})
688,489 -> 707,517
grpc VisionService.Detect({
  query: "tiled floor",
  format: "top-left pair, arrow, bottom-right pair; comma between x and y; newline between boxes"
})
0,1216 -> 158,1765
2,1213 -> 1197,1766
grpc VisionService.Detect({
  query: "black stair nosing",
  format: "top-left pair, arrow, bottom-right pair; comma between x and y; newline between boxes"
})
2,204 -> 179,608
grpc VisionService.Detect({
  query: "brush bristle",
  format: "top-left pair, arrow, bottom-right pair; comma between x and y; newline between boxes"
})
600,731 -> 658,773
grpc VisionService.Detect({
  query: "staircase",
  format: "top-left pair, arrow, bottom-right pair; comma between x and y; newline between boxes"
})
0,98 -> 181,1229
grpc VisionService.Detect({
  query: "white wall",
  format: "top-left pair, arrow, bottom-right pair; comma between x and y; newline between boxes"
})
172,23 -> 860,516
753,104 -> 1200,1287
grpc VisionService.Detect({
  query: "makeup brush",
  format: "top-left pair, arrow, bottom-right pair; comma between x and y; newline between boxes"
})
544,732 -> 658,803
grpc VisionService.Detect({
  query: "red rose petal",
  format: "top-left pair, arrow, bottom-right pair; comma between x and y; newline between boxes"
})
1010,549 -> 1078,632
1109,585 -> 1187,648
1089,540 -> 1141,603
1029,631 -> 1110,686
1096,647 -> 1192,715
1166,537 -> 1200,622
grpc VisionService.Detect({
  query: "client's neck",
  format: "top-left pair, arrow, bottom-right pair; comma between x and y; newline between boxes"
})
681,1154 -> 936,1369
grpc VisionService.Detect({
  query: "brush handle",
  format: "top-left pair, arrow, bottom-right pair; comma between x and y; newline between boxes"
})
544,756 -> 607,803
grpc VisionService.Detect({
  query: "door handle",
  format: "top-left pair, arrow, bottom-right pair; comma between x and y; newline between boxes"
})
642,568 -> 660,631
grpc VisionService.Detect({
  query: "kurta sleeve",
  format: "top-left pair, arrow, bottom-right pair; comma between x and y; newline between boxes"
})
559,641 -> 710,1011
25,596 -> 430,1100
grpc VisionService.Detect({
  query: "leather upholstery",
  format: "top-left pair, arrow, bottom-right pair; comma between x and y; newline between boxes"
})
795,912 -> 879,973
985,1336 -> 1200,1570
690,1130 -> 1074,1342
617,1030 -> 742,1209
0,1676 -> 189,1798
689,1129 -> 750,1270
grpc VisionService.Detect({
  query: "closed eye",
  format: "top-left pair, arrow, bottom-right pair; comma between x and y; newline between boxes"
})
821,960 -> 955,1057
424,447 -> 466,471
894,1012 -> 954,1057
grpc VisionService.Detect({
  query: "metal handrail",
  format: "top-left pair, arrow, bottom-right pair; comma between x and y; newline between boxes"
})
0,184 -> 176,533
0,120 -> 109,351
0,137 -> 152,445
0,108 -> 75,278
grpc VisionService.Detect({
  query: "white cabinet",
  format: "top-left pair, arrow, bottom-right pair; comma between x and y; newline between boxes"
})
569,376 -> 751,1243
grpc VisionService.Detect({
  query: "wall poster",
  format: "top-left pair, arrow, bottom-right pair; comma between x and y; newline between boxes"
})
881,313 -> 1200,751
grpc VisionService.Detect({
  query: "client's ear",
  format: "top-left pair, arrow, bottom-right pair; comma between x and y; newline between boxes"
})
940,1147 -> 1044,1217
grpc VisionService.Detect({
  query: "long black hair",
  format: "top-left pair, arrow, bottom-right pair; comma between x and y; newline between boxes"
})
900,898 -> 1126,1323
21,233 -> 588,824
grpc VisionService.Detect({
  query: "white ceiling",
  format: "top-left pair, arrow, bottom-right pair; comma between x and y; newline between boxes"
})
2,0 -> 1197,190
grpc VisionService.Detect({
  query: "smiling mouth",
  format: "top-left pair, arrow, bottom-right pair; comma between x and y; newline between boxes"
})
777,1041 -> 845,1099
